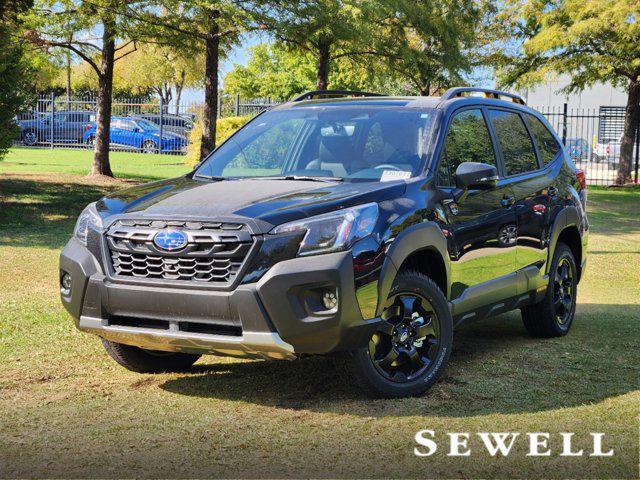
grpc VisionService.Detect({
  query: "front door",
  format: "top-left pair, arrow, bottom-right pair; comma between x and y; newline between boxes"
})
436,108 -> 517,306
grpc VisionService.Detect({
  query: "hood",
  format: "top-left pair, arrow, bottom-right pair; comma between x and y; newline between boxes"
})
97,176 -> 406,232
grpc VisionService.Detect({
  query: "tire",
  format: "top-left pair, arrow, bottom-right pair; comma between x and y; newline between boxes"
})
141,140 -> 158,154
347,271 -> 453,398
521,242 -> 577,338
101,339 -> 201,373
22,130 -> 38,146
86,135 -> 95,149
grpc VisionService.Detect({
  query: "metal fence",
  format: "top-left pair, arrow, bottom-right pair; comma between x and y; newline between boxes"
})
13,93 -> 278,155
13,95 -> 640,185
534,104 -> 639,186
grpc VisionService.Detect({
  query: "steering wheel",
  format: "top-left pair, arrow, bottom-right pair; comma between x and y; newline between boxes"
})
374,164 -> 403,171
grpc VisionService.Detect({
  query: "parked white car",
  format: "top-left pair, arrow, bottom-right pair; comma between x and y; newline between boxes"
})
593,134 -> 638,164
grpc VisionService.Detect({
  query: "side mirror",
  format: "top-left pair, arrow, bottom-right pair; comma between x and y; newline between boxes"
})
455,162 -> 498,190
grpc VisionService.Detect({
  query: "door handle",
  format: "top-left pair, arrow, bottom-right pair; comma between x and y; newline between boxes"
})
501,195 -> 515,207
548,186 -> 558,196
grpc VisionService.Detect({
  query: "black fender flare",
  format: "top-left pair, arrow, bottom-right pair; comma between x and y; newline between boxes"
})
546,205 -> 581,276
374,222 -> 450,316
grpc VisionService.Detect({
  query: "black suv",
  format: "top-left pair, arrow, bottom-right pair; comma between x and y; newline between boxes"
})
59,88 -> 588,398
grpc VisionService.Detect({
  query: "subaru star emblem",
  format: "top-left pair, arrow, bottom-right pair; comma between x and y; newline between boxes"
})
153,229 -> 188,251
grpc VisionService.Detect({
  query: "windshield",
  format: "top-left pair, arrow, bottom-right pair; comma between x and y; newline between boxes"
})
194,106 -> 437,181
136,119 -> 159,131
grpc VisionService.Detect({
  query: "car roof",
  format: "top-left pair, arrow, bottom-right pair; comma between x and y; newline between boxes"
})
271,94 -> 539,115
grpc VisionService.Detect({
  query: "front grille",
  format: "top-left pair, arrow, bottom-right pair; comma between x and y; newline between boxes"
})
109,315 -> 242,336
105,219 -> 253,285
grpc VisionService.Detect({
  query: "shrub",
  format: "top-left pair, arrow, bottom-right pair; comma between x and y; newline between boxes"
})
184,115 -> 251,165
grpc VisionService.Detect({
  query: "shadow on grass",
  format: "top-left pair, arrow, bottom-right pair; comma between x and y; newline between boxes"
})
160,304 -> 639,417
0,177 -> 121,249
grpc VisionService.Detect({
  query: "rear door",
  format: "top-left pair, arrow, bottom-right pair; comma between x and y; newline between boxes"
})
437,107 -> 517,304
487,109 -> 558,287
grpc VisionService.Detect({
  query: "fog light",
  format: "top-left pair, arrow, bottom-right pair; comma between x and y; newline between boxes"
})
322,290 -> 338,310
60,272 -> 72,294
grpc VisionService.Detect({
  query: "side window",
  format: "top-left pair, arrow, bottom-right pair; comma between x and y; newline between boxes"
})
120,120 -> 136,131
111,119 -> 122,129
488,110 -> 539,176
439,109 -> 497,186
525,113 -> 561,165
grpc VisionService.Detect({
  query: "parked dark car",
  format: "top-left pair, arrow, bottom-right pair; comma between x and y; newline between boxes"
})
18,110 -> 94,146
60,88 -> 588,398
83,117 -> 188,153
131,113 -> 194,137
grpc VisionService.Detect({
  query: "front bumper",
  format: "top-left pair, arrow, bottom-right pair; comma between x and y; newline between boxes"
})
59,238 -> 380,359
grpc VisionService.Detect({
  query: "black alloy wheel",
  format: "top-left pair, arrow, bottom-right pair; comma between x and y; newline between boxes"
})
370,293 -> 441,382
347,271 -> 453,398
553,257 -> 574,326
521,242 -> 577,338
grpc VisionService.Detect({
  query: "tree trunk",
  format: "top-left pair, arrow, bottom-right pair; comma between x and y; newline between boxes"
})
316,40 -> 330,91
65,50 -> 71,104
90,16 -> 116,177
174,70 -> 186,115
616,78 -> 640,185
200,15 -> 219,160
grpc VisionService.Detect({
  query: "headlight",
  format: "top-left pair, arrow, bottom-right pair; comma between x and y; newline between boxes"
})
74,203 -> 103,245
271,203 -> 378,256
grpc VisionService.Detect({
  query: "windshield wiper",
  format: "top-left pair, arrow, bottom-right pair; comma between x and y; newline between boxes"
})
251,175 -> 344,183
193,174 -> 226,182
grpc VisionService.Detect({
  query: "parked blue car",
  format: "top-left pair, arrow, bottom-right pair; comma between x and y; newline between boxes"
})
83,117 -> 188,153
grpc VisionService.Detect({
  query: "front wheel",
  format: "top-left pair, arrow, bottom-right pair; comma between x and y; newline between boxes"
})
101,339 -> 201,373
521,242 -> 577,337
141,140 -> 158,154
348,271 -> 453,398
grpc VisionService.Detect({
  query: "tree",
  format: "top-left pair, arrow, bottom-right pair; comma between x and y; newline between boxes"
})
223,42 -> 411,99
24,0 -> 141,177
255,1 -> 367,91
492,0 -> 640,185
115,43 -> 203,112
0,0 -> 33,159
363,0 -> 482,96
130,1 -> 247,160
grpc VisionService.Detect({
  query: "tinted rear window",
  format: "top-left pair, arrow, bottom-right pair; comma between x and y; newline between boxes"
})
488,110 -> 539,176
525,113 -> 561,165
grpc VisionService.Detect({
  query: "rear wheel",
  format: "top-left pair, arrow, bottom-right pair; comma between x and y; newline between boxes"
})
22,130 -> 38,146
141,140 -> 158,154
348,271 -> 453,398
521,242 -> 577,337
101,339 -> 201,373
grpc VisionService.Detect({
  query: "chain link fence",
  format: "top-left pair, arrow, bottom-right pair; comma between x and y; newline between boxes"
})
13,95 -> 640,185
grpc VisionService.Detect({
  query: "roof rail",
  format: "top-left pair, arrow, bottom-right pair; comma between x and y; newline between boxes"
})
441,87 -> 526,105
291,90 -> 384,102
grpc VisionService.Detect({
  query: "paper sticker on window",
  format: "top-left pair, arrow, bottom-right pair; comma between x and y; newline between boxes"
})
380,170 -> 411,182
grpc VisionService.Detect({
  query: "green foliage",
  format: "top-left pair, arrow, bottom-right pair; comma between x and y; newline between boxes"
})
184,115 -> 250,165
493,0 -> 640,92
0,0 -> 33,160
491,0 -> 640,184
223,42 -> 412,99
363,0 -> 483,95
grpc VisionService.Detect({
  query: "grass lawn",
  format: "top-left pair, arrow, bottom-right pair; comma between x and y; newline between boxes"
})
1,147 -> 192,181
0,148 -> 638,478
